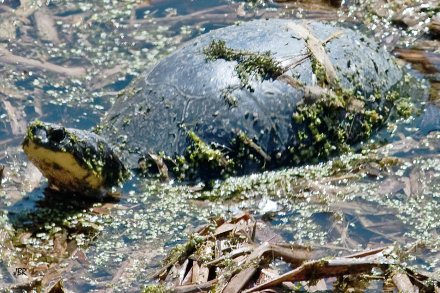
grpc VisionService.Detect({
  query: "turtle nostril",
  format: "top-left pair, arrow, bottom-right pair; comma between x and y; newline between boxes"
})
50,128 -> 66,143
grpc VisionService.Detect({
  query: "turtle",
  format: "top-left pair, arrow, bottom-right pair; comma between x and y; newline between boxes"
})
22,18 -> 419,196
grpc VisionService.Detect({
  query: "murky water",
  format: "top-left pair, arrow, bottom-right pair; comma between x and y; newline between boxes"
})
0,0 -> 439,291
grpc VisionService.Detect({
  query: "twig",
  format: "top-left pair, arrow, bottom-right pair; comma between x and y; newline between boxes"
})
0,48 -> 86,77
243,248 -> 390,292
34,6 -> 60,44
429,20 -> 440,35
205,245 -> 255,267
241,242 -> 313,268
148,153 -> 170,182
237,131 -> 271,163
394,49 -> 439,74
132,4 -> 238,26
392,272 -> 418,293
344,247 -> 387,259
2,100 -> 26,135
172,279 -> 217,293
0,165 -> 4,186
287,22 -> 343,87
223,267 -> 258,293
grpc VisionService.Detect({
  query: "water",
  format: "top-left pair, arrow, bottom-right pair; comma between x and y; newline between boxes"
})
0,0 -> 439,291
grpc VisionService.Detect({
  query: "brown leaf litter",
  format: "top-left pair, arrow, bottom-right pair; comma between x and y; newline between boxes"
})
148,213 -> 440,292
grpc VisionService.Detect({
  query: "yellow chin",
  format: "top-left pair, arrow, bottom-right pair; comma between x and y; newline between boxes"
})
23,140 -> 103,192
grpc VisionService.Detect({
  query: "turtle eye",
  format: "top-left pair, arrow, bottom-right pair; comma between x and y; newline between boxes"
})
50,128 -> 66,143
31,125 -> 49,143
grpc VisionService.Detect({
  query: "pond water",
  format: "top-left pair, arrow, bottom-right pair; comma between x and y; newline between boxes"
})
0,0 -> 439,291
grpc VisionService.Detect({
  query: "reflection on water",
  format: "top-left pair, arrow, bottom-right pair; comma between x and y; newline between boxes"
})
0,0 -> 439,291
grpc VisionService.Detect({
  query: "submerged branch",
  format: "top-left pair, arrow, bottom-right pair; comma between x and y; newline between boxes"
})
0,48 -> 86,77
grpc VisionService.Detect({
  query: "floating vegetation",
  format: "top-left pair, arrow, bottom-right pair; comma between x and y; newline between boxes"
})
195,131 -> 440,262
1,197 -> 110,289
0,0 -> 181,140
2,130 -> 440,291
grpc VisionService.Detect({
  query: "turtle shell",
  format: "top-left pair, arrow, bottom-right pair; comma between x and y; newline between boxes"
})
99,19 -> 411,177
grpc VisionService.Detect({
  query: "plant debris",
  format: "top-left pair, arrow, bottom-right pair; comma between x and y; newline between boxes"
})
148,214 -> 439,292
287,23 -> 343,87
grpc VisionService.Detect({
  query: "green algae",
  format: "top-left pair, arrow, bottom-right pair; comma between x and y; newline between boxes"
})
187,131 -> 232,169
310,55 -> 328,87
395,98 -> 414,118
173,130 -> 234,180
24,120 -> 47,142
290,86 -> 415,165
204,40 -> 284,90
291,90 -> 357,164
162,234 -> 205,268
143,284 -> 169,293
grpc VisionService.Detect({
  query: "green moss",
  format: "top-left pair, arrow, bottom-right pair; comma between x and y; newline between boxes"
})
291,89 -> 384,164
162,234 -> 205,267
298,130 -> 309,142
188,131 -> 226,164
310,55 -> 328,86
395,99 -> 413,118
290,84 -> 417,166
220,86 -> 240,107
25,119 -> 46,141
142,284 -> 169,293
172,155 -> 189,180
122,117 -> 131,126
333,274 -> 370,292
204,40 -> 284,90
204,39 -> 235,60
174,130 -> 234,180
382,90 -> 415,119
384,90 -> 400,102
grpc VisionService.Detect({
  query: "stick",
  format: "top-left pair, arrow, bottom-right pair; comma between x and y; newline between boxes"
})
287,23 -> 343,87
0,48 -> 86,77
392,272 -> 418,293
172,279 -> 217,293
243,253 -> 386,292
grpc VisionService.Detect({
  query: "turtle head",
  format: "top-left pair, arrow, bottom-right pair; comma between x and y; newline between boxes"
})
22,120 -> 130,196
